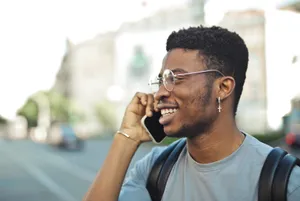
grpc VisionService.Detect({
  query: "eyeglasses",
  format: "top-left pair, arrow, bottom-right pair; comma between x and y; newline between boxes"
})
148,69 -> 225,92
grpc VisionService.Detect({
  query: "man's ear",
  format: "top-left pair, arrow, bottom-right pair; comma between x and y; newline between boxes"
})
217,76 -> 235,100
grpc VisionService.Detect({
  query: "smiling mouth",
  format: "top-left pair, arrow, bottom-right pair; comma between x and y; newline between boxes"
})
161,108 -> 178,116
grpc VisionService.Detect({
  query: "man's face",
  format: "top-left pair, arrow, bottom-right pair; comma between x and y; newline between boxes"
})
155,48 -> 219,138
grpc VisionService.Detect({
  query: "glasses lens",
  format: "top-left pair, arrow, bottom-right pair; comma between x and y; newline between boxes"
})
163,69 -> 175,91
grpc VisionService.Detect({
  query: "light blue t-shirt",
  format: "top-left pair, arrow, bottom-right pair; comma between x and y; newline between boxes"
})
119,134 -> 300,201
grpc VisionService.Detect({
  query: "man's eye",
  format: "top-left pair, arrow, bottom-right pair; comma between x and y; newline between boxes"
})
158,79 -> 163,85
175,76 -> 184,80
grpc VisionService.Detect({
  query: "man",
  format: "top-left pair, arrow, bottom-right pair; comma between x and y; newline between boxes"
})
83,26 -> 300,201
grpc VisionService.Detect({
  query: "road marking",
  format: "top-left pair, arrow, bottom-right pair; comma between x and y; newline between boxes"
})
34,152 -> 96,183
2,148 -> 78,201
22,163 -> 78,201
5,140 -> 97,183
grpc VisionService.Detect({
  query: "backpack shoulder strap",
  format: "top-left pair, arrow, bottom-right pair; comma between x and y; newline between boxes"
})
258,147 -> 287,201
146,138 -> 186,201
272,153 -> 300,201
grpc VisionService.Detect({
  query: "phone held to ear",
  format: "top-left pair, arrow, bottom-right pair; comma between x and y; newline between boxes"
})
141,111 -> 166,144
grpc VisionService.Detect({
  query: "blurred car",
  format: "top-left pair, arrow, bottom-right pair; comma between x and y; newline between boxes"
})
47,123 -> 84,150
286,132 -> 300,147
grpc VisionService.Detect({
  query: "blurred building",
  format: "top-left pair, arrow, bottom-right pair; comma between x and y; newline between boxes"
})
278,0 -> 300,12
52,40 -> 73,98
218,10 -> 268,133
52,32 -> 116,135
263,4 -> 300,130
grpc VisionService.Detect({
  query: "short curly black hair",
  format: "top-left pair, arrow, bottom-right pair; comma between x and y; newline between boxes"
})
166,25 -> 249,115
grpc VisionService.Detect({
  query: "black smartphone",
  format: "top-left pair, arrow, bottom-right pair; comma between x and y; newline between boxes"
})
141,111 -> 166,144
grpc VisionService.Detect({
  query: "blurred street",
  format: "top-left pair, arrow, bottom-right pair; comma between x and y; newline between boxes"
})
0,137 -> 300,201
0,138 -> 156,201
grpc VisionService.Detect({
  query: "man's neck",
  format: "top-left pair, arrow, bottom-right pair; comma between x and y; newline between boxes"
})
186,119 -> 245,164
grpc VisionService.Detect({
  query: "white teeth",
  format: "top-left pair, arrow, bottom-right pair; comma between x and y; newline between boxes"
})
161,108 -> 178,116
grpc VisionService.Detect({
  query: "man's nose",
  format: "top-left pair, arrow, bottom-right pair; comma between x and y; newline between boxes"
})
154,84 -> 171,102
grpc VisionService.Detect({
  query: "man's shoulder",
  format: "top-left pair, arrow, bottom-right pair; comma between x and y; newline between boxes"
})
143,139 -> 182,166
133,143 -> 167,171
146,144 -> 168,165
244,133 -> 300,198
136,139 -> 184,174
242,133 -> 273,161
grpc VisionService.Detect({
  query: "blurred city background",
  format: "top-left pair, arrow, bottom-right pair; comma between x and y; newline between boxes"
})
1,0 -> 300,200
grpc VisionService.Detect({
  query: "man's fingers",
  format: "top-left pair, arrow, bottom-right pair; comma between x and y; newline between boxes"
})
133,92 -> 147,106
146,94 -> 154,117
153,99 -> 159,112
134,92 -> 156,116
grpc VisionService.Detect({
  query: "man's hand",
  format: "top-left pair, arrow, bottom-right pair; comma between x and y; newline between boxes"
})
83,92 -> 159,201
119,92 -> 159,143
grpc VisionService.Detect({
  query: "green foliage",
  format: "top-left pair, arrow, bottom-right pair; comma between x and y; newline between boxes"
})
95,99 -> 117,135
17,90 -> 84,128
162,131 -> 284,145
47,91 -> 71,122
46,90 -> 84,123
0,115 -> 7,125
17,98 -> 38,128
252,132 -> 284,143
161,137 -> 179,145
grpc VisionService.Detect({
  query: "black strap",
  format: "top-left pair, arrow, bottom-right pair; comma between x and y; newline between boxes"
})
272,154 -> 300,201
258,147 -> 287,201
157,139 -> 186,198
147,142 -> 300,201
146,139 -> 186,201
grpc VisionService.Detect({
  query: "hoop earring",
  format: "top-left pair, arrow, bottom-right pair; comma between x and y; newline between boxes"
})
217,97 -> 222,113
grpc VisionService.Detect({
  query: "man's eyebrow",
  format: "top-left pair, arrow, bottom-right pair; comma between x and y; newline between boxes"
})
172,68 -> 188,73
158,68 -> 188,77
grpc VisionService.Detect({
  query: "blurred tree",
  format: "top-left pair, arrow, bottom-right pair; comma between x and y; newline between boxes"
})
95,99 -> 117,135
17,98 -> 39,128
46,90 -> 85,123
46,90 -> 70,122
17,90 -> 84,128
0,115 -> 7,125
